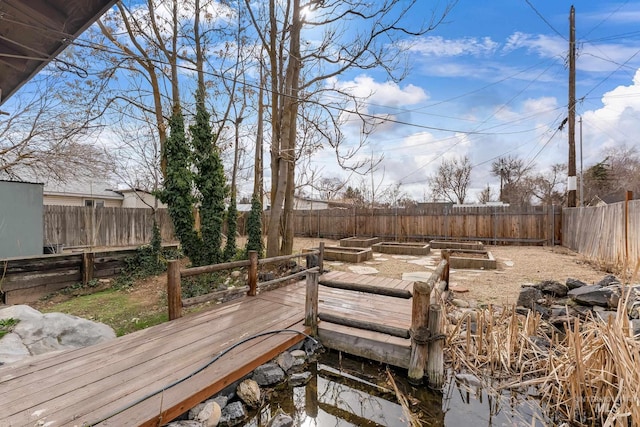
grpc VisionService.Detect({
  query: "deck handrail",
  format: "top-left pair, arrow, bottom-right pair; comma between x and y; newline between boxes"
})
167,244 -> 325,320
305,249 -> 450,387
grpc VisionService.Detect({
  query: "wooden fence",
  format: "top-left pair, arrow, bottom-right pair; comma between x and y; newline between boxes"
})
273,205 -> 562,245
563,197 -> 639,273
44,206 -> 176,248
0,246 -> 174,304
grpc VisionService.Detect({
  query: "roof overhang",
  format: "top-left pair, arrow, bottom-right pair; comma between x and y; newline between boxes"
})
0,0 -> 117,106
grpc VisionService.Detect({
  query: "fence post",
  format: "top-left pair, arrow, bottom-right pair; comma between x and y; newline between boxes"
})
625,191 -> 632,272
305,271 -> 319,336
82,252 -> 94,285
167,260 -> 182,320
248,250 -> 258,296
408,280 -> 430,384
426,304 -> 445,388
318,241 -> 324,274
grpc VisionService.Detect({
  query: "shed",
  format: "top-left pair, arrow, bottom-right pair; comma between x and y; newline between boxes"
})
0,180 -> 44,258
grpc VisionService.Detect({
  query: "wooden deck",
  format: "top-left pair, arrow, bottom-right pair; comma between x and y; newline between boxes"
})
0,271 -> 414,426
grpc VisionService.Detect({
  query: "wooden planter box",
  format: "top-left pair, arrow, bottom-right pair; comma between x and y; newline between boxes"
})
322,246 -> 373,263
339,236 -> 381,248
371,242 -> 431,256
429,240 -> 484,251
448,249 -> 497,269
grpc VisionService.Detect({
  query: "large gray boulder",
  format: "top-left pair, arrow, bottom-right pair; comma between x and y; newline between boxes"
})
517,287 -> 543,309
568,285 -> 612,307
0,305 -> 116,365
252,363 -> 285,386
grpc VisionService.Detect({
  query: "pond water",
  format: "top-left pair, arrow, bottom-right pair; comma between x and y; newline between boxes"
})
243,351 -> 549,426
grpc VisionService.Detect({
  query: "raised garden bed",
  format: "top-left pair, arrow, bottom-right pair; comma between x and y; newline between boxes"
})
430,240 -> 484,251
339,236 -> 381,248
371,242 -> 431,256
448,249 -> 496,270
322,246 -> 373,263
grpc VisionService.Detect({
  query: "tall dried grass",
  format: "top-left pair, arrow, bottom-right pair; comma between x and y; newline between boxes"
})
447,296 -> 640,426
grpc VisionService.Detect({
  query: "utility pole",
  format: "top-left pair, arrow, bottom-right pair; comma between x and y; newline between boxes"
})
579,115 -> 583,206
567,5 -> 577,207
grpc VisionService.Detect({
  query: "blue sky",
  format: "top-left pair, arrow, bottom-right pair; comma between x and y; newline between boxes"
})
312,0 -> 640,202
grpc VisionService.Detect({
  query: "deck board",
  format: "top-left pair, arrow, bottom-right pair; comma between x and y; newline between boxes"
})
0,271 -> 416,426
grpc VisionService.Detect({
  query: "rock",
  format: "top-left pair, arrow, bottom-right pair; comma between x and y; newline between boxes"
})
455,373 -> 481,388
266,412 -> 294,427
306,253 -> 319,268
189,403 -> 207,420
230,271 -> 242,279
529,335 -> 550,350
219,402 -> 247,427
595,311 -> 618,323
304,338 -> 322,355
627,300 -> 640,319
568,285 -> 612,307
452,286 -> 470,293
237,379 -> 261,408
289,371 -> 312,387
166,421 -> 203,427
196,401 -> 221,427
451,298 -> 470,308
566,278 -> 587,290
533,303 -> 550,319
276,352 -> 295,372
630,319 -> 640,338
253,363 -> 285,386
596,275 -> 620,287
517,287 -> 543,310
536,280 -> 568,297
259,272 -> 275,282
0,333 -> 30,365
212,395 -> 229,411
290,349 -> 306,360
0,305 -> 115,364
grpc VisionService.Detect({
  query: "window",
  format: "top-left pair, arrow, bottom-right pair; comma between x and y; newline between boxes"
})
84,199 -> 105,208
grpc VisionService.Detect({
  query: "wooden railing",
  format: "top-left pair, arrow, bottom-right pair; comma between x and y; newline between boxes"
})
304,251 -> 450,387
166,243 -> 324,320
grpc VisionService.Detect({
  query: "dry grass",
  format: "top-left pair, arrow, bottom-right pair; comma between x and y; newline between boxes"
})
446,292 -> 640,426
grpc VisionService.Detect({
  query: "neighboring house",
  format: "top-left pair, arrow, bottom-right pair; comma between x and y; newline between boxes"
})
120,188 -> 167,209
43,182 -> 166,209
294,196 -> 329,210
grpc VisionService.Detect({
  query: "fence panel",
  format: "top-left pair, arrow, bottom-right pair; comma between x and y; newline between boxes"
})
563,200 -> 639,271
44,206 -> 176,248
264,205 -> 559,244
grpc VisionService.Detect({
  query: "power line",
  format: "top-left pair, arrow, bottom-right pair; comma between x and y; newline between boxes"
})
523,0 -> 566,40
582,0 -> 630,40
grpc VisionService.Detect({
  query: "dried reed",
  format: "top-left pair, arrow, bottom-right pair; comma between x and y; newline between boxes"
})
446,292 -> 640,426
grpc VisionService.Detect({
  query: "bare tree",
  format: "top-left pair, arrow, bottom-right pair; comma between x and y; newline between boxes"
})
528,163 -> 566,205
244,0 -> 456,255
476,184 -> 496,204
429,156 -> 472,204
0,77 -> 114,183
491,155 -> 534,205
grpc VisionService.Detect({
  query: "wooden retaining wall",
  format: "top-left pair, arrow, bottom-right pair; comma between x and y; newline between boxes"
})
563,198 -> 639,273
279,205 -> 561,244
43,206 -> 176,248
0,247 -> 172,304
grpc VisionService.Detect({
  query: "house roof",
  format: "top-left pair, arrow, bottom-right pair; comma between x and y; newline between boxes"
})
0,0 -> 117,106
43,181 -> 122,200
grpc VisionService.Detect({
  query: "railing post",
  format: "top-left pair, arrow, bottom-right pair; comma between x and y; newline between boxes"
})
318,241 -> 324,274
441,250 -> 450,287
248,250 -> 258,296
82,252 -> 94,285
427,304 -> 445,388
305,271 -> 319,336
167,260 -> 182,320
408,280 -> 430,384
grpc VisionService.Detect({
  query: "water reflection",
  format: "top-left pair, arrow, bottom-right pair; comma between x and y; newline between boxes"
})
244,351 -> 548,426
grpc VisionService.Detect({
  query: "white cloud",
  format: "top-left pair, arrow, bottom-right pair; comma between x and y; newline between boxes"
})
330,75 -> 428,106
409,36 -> 499,57
503,32 -> 565,59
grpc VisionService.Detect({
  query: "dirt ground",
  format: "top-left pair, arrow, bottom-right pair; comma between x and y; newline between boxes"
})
291,238 -> 610,306
31,238 -> 612,322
